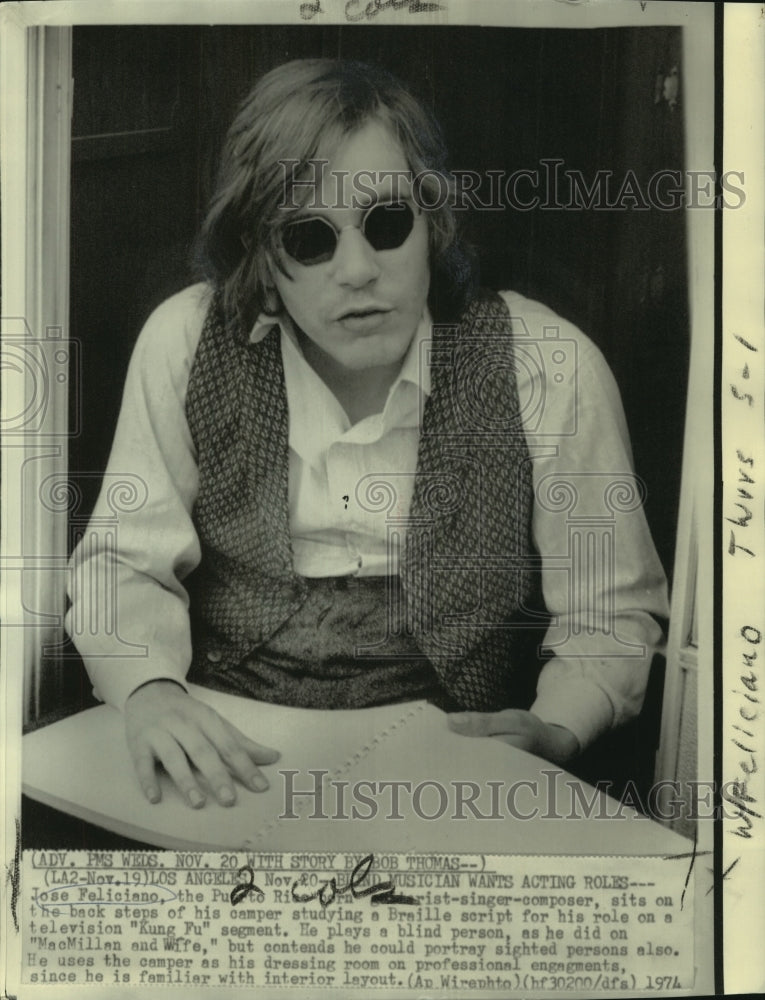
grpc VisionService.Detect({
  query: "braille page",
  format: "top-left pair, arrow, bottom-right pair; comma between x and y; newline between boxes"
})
23,686 -> 688,856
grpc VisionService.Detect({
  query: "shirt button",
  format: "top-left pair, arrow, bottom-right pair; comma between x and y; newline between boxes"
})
206,648 -> 223,664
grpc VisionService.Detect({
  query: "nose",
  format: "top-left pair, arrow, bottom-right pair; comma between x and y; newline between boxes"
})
329,227 -> 381,287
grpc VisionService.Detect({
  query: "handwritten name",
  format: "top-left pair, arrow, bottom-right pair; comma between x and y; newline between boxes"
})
231,854 -> 418,910
726,624 -> 762,839
300,0 -> 446,22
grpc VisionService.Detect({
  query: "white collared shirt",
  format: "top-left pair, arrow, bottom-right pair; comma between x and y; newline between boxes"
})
276,309 -> 430,578
67,283 -> 670,750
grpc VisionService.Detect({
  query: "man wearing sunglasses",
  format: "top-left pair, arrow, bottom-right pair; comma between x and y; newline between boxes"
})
68,59 -> 668,810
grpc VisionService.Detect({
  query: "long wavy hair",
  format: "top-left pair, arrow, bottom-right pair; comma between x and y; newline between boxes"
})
194,59 -> 478,337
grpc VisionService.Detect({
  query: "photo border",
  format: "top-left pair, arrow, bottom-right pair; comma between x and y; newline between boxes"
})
1,1 -> 759,997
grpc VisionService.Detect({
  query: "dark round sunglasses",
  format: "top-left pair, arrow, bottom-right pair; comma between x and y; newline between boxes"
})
281,200 -> 417,266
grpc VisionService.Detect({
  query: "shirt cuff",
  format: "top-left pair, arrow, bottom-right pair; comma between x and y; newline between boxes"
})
87,660 -> 190,712
530,678 -> 615,753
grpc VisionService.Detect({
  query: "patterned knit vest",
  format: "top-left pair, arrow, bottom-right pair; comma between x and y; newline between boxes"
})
184,289 -> 548,712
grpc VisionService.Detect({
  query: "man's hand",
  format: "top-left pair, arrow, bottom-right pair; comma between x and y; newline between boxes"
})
447,709 -> 580,765
124,681 -> 280,808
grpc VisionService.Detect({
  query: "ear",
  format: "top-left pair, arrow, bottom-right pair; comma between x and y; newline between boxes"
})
260,255 -> 283,315
262,286 -> 282,316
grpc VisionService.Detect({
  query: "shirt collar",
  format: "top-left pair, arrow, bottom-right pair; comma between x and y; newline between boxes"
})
247,308 -> 433,398
248,308 -> 433,470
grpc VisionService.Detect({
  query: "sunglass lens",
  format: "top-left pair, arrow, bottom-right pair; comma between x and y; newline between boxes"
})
282,202 -> 415,265
282,218 -> 336,265
364,201 -> 415,251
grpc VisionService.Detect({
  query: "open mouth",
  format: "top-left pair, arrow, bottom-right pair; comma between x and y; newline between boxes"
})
336,304 -> 391,322
339,309 -> 387,321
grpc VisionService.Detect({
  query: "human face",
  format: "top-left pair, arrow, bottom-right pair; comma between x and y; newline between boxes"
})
270,120 -> 430,374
